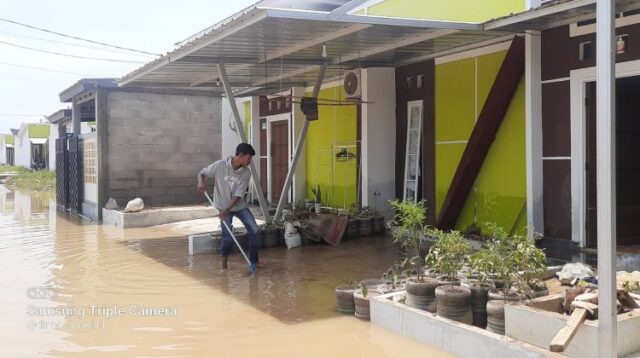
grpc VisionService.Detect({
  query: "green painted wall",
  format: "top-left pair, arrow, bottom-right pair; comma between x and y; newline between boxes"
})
435,49 -> 526,235
362,0 -> 524,23
305,85 -> 358,208
28,124 -> 50,138
3,135 -> 14,145
243,101 -> 251,140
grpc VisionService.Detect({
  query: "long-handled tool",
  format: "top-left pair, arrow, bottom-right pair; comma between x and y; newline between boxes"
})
204,192 -> 256,273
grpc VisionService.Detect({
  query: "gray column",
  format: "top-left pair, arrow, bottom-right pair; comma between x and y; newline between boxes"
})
596,0 -> 617,356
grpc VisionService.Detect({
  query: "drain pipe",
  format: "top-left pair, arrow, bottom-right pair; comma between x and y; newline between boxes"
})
273,64 -> 327,223
217,62 -> 271,223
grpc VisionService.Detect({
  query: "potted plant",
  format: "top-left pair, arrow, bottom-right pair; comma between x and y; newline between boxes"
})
389,200 -> 439,312
427,230 -> 474,324
311,185 -> 322,214
344,205 -> 360,239
261,223 -> 280,248
353,285 -> 383,320
371,208 -> 385,234
357,206 -> 373,236
511,234 -> 549,299
466,248 -> 496,328
335,276 -> 359,314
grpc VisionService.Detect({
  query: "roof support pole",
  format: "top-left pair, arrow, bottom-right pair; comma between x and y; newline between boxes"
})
217,62 -> 271,223
596,0 -> 617,357
525,31 -> 544,238
273,64 -> 327,223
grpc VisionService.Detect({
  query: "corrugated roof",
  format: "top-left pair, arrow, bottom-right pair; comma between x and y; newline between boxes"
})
119,4 -> 505,94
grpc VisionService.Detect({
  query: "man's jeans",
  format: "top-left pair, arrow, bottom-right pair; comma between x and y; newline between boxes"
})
220,207 -> 261,264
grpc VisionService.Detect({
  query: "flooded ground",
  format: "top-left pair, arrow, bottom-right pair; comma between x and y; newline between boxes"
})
0,186 -> 452,357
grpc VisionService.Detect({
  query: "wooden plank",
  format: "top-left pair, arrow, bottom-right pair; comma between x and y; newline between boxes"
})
436,36 -> 525,230
549,308 -> 588,352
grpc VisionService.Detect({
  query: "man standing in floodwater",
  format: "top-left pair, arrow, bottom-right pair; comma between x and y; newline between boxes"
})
197,143 -> 261,270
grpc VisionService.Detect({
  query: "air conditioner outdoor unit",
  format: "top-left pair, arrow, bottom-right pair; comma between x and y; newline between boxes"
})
343,69 -> 362,98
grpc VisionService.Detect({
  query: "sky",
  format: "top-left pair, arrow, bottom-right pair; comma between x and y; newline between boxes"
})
0,0 -> 257,134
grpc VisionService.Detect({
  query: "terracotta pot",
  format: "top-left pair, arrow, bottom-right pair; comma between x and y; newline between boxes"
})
357,217 -> 373,236
486,289 -> 525,335
461,281 -> 492,328
335,285 -> 358,314
405,277 -> 440,312
353,289 -> 381,320
435,285 -> 472,324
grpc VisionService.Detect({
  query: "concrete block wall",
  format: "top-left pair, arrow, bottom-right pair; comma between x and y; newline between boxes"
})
106,91 -> 221,207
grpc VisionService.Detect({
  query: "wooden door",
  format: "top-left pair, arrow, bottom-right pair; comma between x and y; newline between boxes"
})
271,120 -> 289,203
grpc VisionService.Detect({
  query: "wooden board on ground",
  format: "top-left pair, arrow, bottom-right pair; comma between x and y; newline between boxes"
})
549,308 -> 588,352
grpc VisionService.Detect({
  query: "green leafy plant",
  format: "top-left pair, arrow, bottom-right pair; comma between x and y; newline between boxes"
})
472,223 -> 548,296
311,185 -> 322,204
425,229 -> 473,281
389,199 -> 430,281
623,281 -> 640,293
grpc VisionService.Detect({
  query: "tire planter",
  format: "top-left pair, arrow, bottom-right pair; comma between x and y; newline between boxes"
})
262,227 -> 279,248
529,287 -> 549,299
335,285 -> 358,314
357,217 -> 373,236
372,216 -> 385,233
437,277 -> 461,286
486,290 -> 525,335
405,277 -> 440,312
358,278 -> 389,289
353,289 -> 381,320
435,285 -> 473,324
346,218 -> 358,239
461,281 -> 492,328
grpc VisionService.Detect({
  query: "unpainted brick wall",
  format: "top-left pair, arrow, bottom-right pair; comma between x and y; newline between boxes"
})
106,91 -> 221,206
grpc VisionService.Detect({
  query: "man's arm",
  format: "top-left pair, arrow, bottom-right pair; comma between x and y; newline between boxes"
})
197,163 -> 216,193
219,196 -> 241,220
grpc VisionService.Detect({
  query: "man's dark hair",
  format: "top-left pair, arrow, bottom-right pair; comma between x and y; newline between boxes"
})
236,143 -> 256,156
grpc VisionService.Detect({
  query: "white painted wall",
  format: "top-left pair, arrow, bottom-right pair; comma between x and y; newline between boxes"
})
221,97 -> 246,158
0,136 -> 6,164
48,124 -> 58,171
361,68 -> 396,218
14,130 -> 31,169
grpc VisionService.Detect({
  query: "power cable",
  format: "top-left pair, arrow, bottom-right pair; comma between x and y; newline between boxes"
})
0,40 -> 147,64
0,61 -> 102,77
0,30 -> 155,58
0,17 -> 160,56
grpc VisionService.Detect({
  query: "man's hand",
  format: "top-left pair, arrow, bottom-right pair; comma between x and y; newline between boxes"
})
219,209 -> 230,221
197,182 -> 206,194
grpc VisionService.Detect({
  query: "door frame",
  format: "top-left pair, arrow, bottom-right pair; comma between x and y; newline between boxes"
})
403,100 -> 423,202
570,58 -> 640,247
266,112 -> 292,204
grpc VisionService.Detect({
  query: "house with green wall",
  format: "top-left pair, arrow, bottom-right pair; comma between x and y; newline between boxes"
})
0,134 -> 15,165
14,123 -> 51,170
121,0 -> 640,256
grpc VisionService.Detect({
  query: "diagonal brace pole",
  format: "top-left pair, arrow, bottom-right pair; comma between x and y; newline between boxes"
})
217,62 -> 271,224
273,64 -> 327,223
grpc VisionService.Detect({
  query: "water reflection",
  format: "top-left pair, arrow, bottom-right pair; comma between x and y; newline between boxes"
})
0,186 -> 452,357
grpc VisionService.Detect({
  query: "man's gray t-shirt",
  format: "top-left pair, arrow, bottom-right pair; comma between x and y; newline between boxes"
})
199,157 -> 251,212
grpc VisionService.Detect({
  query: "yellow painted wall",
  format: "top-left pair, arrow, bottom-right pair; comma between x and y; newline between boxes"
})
435,49 -> 526,235
305,85 -> 358,208
362,0 -> 524,23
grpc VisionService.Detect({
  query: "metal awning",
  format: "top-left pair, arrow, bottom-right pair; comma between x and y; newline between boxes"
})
486,0 -> 640,31
119,4 -> 509,95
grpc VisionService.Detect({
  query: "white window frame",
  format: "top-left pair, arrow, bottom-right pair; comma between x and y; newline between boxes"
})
403,100 -> 423,202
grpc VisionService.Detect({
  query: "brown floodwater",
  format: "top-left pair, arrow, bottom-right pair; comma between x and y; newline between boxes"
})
0,186 -> 452,357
